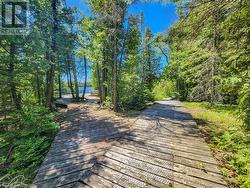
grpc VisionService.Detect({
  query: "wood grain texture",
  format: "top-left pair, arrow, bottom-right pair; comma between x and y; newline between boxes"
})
32,99 -> 227,188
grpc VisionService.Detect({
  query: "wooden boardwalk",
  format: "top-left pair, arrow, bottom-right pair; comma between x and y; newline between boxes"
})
32,99 -> 227,188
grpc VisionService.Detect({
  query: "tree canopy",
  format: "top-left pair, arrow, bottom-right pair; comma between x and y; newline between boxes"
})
0,0 -> 249,186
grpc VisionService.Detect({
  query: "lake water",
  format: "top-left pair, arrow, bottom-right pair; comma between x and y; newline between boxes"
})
79,86 -> 93,94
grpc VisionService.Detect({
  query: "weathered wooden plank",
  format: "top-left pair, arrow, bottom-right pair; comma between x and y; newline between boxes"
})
37,151 -> 104,172
34,162 -> 93,183
91,164 -> 152,188
123,133 -> 212,156
117,142 -> 221,174
122,136 -> 218,164
49,131 -> 128,149
132,127 -> 203,140
47,142 -> 111,157
31,168 -> 90,188
110,146 -> 225,184
106,149 -> 226,187
73,182 -> 93,188
33,99 -> 227,188
55,126 -> 129,141
104,150 -> 203,187
42,148 -> 106,166
130,130 -> 211,151
98,158 -> 182,188
79,169 -> 123,188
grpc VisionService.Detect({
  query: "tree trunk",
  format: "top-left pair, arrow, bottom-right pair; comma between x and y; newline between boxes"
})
82,56 -> 88,99
101,65 -> 108,103
101,45 -> 108,103
46,0 -> 58,110
96,62 -> 102,103
72,59 -> 79,101
112,34 -> 119,112
9,42 -> 21,110
36,69 -> 41,105
66,54 -> 75,98
46,65 -> 55,110
58,61 -> 62,98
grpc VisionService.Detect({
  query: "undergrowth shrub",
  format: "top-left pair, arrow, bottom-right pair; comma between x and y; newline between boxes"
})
185,102 -> 250,187
211,129 -> 250,187
238,83 -> 250,130
0,106 -> 59,183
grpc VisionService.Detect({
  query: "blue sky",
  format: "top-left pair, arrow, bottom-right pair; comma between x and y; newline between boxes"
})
66,0 -> 179,34
66,0 -> 179,82
128,2 -> 178,34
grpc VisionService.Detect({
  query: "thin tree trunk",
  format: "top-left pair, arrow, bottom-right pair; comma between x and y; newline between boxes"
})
101,46 -> 108,103
82,56 -> 87,99
58,61 -> 62,98
9,42 -> 21,110
96,62 -> 102,103
44,29 -> 50,105
101,66 -> 108,103
72,59 -> 79,101
36,69 -> 41,105
46,65 -> 55,110
66,54 -> 75,98
46,0 -> 58,110
112,33 -> 119,112
211,57 -> 215,105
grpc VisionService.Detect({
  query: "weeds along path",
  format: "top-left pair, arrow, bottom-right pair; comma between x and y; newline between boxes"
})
32,98 -> 227,188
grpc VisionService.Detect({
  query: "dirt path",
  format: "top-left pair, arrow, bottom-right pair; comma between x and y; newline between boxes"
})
32,99 -> 227,188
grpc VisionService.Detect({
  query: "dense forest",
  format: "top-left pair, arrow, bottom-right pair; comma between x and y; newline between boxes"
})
164,0 -> 250,129
80,1 -> 161,111
0,0 -> 249,187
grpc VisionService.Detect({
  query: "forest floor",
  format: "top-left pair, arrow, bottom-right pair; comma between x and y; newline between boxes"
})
31,98 -> 228,188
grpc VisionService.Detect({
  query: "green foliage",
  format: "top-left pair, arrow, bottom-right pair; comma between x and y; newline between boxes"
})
166,0 -> 250,129
81,10 -> 161,111
119,18 -> 160,110
166,0 -> 250,106
103,96 -> 113,109
120,75 -> 146,110
238,83 -> 250,130
152,79 -> 176,100
0,0 -> 80,109
143,28 -> 161,90
0,107 -> 59,183
185,102 -> 250,187
212,130 -> 250,188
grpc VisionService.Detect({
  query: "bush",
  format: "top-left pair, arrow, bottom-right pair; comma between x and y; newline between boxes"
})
0,106 -> 59,183
103,96 -> 113,109
239,83 -> 250,130
120,74 -> 152,110
185,102 -> 250,187
120,87 -> 150,110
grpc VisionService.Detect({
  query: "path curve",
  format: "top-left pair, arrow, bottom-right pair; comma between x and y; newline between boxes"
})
32,99 -> 227,188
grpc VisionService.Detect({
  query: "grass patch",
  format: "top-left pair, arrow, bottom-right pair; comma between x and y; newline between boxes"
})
184,102 -> 250,188
0,106 -> 59,185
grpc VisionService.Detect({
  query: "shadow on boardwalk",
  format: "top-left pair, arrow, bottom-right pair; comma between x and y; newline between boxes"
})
32,98 -> 227,188
31,98 -> 141,188
73,99 -> 227,188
